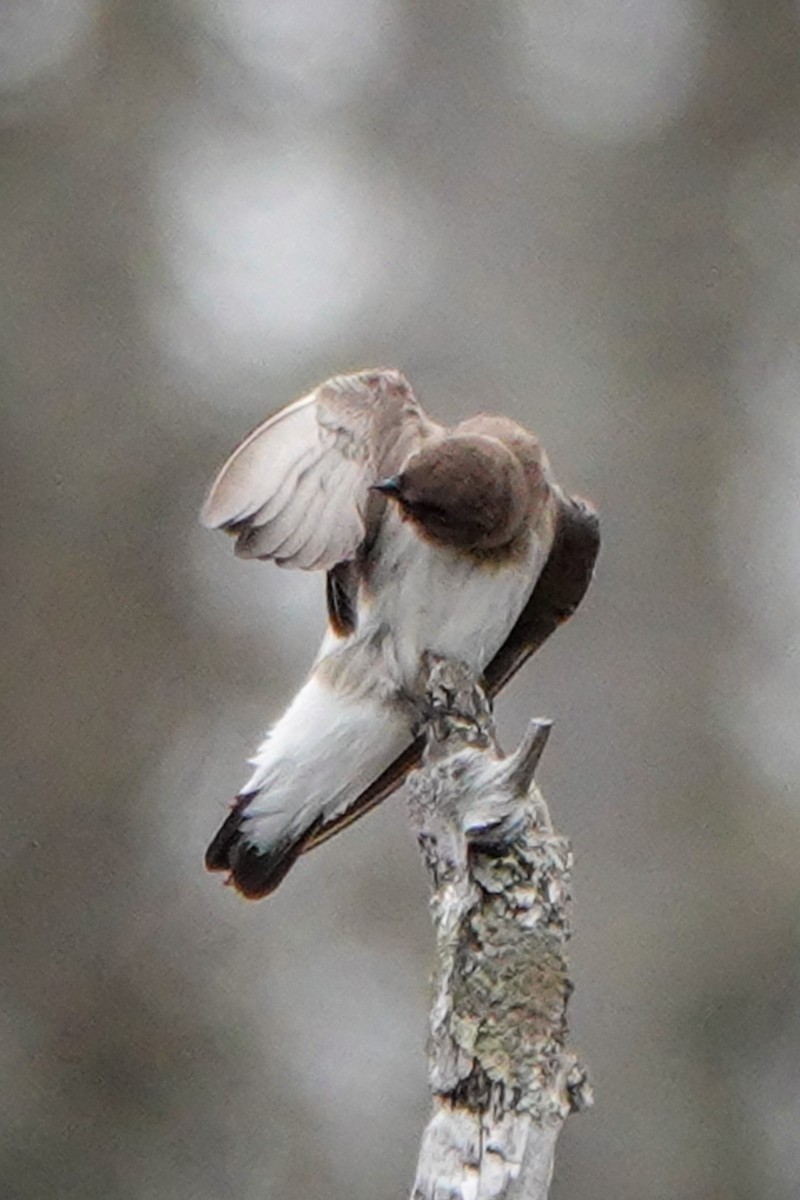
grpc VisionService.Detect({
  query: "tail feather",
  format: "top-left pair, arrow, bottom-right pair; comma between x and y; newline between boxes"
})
205,673 -> 411,897
205,803 -> 245,872
206,795 -> 325,898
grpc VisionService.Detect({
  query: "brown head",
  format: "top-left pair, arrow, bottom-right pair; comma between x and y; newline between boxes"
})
373,434 -> 533,551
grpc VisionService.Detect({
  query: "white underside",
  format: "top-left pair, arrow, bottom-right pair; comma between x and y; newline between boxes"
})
364,509 -> 544,681
239,509 -> 550,847
240,677 -> 409,841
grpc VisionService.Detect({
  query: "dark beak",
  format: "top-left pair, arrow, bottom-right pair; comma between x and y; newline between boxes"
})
371,475 -> 403,498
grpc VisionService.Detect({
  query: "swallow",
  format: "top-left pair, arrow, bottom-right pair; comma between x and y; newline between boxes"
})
201,368 -> 599,898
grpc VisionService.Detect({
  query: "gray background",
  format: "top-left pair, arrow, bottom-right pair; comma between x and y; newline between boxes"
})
3,2 -> 800,1198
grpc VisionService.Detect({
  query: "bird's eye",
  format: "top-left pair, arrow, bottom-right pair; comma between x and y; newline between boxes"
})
411,500 -> 448,521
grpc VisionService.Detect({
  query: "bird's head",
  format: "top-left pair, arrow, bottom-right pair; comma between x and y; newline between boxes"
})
372,435 -> 532,552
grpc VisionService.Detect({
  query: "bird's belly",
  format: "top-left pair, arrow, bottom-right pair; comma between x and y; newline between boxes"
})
364,520 -> 539,687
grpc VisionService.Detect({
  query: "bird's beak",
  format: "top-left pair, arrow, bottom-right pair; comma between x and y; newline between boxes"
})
371,476 -> 403,498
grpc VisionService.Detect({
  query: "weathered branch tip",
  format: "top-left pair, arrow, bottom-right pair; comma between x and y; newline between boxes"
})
505,718 -> 552,796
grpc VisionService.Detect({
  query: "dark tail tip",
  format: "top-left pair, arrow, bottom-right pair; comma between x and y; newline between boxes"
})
205,797 -> 323,900
205,794 -> 252,871
226,838 -> 302,899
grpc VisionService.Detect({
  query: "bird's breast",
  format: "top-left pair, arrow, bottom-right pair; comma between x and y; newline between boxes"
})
361,509 -> 547,688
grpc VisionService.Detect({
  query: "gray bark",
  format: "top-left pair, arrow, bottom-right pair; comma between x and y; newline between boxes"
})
409,657 -> 591,1200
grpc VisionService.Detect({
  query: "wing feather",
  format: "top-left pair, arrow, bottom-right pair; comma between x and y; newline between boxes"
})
201,369 -> 436,572
249,442 -> 321,527
237,462 -> 332,559
202,396 -> 319,527
270,478 -> 340,563
482,491 -> 600,694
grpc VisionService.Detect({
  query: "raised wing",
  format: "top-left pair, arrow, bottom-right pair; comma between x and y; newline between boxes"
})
201,368 -> 436,571
298,489 -> 600,855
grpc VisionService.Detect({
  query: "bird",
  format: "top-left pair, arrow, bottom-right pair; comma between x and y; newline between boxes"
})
201,368 -> 599,899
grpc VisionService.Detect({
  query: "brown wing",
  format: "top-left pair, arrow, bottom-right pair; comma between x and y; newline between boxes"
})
201,368 -> 436,571
299,490 -> 600,856
482,491 -> 600,694
326,561 -> 360,638
324,482 -> 395,637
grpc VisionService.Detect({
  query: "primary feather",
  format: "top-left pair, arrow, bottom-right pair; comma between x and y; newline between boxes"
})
201,369 -> 436,571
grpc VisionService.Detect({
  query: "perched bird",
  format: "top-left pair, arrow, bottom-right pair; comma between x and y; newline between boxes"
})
201,368 -> 599,898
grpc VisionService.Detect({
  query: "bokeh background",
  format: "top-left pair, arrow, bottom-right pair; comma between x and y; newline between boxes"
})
3,2 -> 800,1197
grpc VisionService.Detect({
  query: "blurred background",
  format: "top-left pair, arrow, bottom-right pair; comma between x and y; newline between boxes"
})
3,2 -> 800,1197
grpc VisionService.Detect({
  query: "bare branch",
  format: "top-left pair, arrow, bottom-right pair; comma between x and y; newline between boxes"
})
408,658 -> 591,1200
